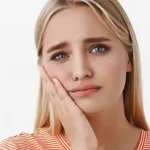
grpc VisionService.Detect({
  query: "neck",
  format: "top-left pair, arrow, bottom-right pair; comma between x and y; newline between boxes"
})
86,96 -> 141,149
64,95 -> 141,149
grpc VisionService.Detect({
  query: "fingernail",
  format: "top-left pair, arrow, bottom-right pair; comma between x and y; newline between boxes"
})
52,78 -> 58,84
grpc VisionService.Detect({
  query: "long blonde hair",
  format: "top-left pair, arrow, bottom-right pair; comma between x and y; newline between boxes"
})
34,0 -> 149,135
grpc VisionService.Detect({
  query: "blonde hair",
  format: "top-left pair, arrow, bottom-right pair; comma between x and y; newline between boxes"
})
34,0 -> 149,135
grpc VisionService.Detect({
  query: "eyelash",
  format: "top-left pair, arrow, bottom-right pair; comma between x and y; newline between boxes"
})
50,44 -> 110,61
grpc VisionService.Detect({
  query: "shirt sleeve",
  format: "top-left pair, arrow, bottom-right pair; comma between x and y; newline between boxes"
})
0,137 -> 18,150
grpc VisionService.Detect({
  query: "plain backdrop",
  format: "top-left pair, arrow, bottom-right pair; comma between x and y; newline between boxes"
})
0,0 -> 150,141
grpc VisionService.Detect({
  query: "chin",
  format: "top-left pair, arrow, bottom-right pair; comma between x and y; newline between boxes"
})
74,97 -> 105,115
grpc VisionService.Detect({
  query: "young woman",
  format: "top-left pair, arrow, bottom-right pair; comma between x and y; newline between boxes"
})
0,0 -> 150,149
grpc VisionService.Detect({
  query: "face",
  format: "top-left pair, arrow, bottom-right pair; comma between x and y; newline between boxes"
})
40,5 -> 132,114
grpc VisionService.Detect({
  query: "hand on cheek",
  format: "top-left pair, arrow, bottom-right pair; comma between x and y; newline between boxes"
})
39,65 -> 98,149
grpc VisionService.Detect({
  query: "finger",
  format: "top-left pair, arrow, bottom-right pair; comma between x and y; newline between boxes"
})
40,66 -> 53,83
52,78 -> 83,114
52,78 -> 73,102
40,66 -> 58,103
41,66 -> 56,89
41,66 -> 83,115
52,78 -> 68,101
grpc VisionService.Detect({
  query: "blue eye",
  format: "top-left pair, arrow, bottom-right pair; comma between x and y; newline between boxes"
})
91,44 -> 110,53
50,44 -> 110,61
51,52 -> 68,60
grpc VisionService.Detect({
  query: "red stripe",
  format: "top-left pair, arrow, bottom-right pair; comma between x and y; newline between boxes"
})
59,133 -> 71,149
0,129 -> 150,149
137,129 -> 148,150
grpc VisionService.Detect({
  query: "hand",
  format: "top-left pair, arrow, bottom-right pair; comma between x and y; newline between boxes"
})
39,65 -> 98,150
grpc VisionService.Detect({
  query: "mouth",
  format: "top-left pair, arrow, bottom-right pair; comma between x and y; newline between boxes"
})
69,85 -> 101,96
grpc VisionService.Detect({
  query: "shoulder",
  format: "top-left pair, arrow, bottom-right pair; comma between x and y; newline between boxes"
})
142,130 -> 150,149
145,130 -> 150,146
0,129 -> 70,150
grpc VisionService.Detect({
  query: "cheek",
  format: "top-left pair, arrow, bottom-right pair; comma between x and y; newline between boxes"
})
96,58 -> 127,88
47,68 -> 61,79
45,64 -> 69,82
105,61 -> 127,95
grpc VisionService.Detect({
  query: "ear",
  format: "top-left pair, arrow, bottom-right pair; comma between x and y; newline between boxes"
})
126,60 -> 132,72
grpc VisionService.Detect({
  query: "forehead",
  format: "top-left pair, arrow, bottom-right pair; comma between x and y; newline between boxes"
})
43,5 -> 118,48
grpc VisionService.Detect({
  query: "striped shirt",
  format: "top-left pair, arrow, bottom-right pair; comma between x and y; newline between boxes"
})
0,129 -> 150,150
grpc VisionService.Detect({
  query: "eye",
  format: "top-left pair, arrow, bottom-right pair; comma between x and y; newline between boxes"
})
50,52 -> 68,60
90,44 -> 110,53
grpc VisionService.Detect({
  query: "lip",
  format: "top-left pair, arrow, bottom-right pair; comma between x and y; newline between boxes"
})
69,85 -> 101,96
69,85 -> 101,92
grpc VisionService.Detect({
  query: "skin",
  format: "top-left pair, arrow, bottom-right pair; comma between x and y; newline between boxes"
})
39,5 -> 141,150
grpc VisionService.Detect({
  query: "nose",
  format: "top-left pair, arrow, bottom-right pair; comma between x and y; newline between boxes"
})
72,57 -> 93,81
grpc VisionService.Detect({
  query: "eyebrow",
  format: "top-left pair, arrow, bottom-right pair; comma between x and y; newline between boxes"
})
46,37 -> 111,53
